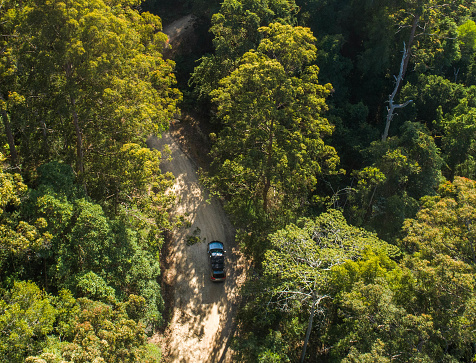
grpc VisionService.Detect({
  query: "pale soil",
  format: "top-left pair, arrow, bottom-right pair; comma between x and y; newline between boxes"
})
147,130 -> 247,362
163,14 -> 195,44
162,14 -> 196,59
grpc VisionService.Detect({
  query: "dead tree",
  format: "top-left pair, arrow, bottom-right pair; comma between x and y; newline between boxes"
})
382,43 -> 413,142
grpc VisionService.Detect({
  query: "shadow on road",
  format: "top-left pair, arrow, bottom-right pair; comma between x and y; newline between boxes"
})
147,133 -> 247,362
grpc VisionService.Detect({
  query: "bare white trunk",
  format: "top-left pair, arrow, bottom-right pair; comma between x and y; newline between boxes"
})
382,43 -> 413,141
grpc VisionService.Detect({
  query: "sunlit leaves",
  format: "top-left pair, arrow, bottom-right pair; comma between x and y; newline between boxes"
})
191,0 -> 298,97
402,176 -> 476,264
0,154 -> 51,271
0,281 -> 56,362
6,0 -> 180,207
257,23 -> 317,74
236,210 -> 398,361
208,24 -> 338,238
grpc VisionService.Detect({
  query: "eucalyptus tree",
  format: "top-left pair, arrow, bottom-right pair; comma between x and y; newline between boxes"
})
191,0 -> 298,98
0,153 -> 50,276
0,281 -> 56,362
7,0 -> 180,209
236,210 -> 399,361
402,176 -> 476,265
347,121 -> 443,241
380,0 -> 473,139
208,23 -> 339,254
21,161 -> 167,327
0,0 -> 33,165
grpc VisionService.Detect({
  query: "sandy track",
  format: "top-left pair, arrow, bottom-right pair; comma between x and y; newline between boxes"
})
147,133 -> 246,362
163,14 -> 195,44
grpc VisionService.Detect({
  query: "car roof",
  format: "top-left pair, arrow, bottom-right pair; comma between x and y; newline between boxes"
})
208,241 -> 224,250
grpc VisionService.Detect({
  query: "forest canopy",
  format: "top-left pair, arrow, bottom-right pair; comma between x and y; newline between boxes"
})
3,0 -> 476,361
1,0 -> 178,361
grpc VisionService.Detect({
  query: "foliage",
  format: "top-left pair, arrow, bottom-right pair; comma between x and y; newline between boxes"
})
1,0 -> 180,207
235,210 -> 399,361
346,122 -> 443,241
5,0 -> 476,360
0,279 -> 159,363
190,0 -> 298,98
207,23 -> 339,258
0,160 -> 166,341
0,154 -> 51,277
402,176 -> 476,264
76,271 -> 116,304
0,281 -> 56,362
25,293 -> 160,363
318,176 -> 476,361
438,98 -> 476,178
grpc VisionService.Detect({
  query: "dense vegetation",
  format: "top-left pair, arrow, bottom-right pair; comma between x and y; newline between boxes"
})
1,0 -> 178,361
3,0 -> 476,361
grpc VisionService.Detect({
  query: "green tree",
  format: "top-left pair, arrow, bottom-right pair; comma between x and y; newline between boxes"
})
236,210 -> 399,361
347,122 -> 443,240
27,294 -> 160,363
399,74 -> 471,131
190,0 -> 298,98
16,161 -> 165,327
59,297 -> 154,363
0,281 -> 56,362
317,237 -> 476,361
0,153 -> 51,276
402,176 -> 476,264
0,0 -> 32,165
5,0 -> 180,205
208,23 -> 338,256
438,99 -> 476,179
328,252 -> 436,362
454,19 -> 476,85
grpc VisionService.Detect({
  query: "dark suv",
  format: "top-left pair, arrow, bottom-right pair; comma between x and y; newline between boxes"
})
207,241 -> 226,282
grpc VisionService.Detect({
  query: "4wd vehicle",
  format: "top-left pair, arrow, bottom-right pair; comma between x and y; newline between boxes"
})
207,241 -> 226,282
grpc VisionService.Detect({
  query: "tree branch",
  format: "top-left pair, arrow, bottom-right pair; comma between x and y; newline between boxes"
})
382,43 -> 413,141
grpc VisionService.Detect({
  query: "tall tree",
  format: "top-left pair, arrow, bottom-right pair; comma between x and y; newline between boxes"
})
207,23 -> 338,254
235,210 -> 399,361
380,0 -> 473,138
0,281 -> 56,362
402,176 -> 476,264
5,0 -> 180,204
0,153 -> 50,276
347,121 -> 443,241
190,0 -> 298,98
20,162 -> 167,327
0,0 -> 32,165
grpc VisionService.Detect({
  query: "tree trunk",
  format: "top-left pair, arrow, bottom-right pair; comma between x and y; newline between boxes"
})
263,119 -> 275,213
381,14 -> 419,141
382,43 -> 413,141
0,94 -> 18,165
300,295 -> 318,363
401,15 -> 419,81
70,95 -> 84,176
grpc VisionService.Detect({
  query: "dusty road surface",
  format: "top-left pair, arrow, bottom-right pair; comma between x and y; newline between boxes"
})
163,14 -> 195,44
162,14 -> 196,60
147,132 -> 246,362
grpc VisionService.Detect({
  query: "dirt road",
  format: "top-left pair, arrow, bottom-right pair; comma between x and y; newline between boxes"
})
147,133 -> 246,362
163,14 -> 195,44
